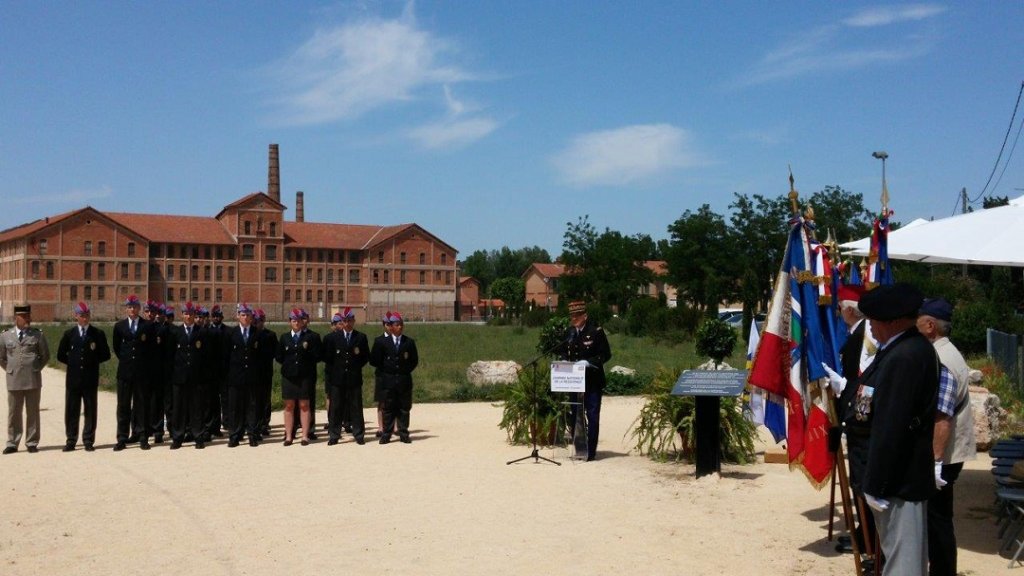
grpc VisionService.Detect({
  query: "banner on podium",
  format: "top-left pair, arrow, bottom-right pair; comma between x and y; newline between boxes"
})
550,361 -> 586,392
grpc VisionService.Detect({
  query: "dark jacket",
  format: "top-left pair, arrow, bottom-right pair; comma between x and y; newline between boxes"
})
112,317 -> 155,380
56,324 -> 111,388
323,329 -> 370,388
555,321 -> 611,393
275,329 -> 322,382
861,327 -> 939,501
369,334 -> 418,389
225,325 -> 262,389
170,324 -> 209,387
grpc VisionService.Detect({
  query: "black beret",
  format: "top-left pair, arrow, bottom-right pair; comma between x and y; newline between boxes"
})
14,304 -> 31,315
858,283 -> 923,321
919,297 -> 953,322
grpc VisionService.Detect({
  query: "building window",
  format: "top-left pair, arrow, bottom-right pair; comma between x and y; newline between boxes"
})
227,247 -> 235,259
337,290 -> 344,302
191,288 -> 199,300
204,266 -> 211,281
446,271 -> 452,285
327,269 -> 333,283
135,263 -> 142,280
266,245 -> 277,260
216,246 -> 223,259
317,268 -> 323,282
191,245 -> 199,259
84,241 -> 93,256
383,270 -> 390,283
317,290 -> 323,302
98,262 -> 106,279
349,251 -> 361,264
84,286 -> 92,299
98,241 -> 106,256
373,270 -> 379,284
317,250 -> 325,263
31,261 -> 39,279
215,288 -> 222,301
305,268 -> 312,282
378,251 -> 384,263
284,268 -> 291,282
242,244 -> 254,260
70,286 -> 78,299
191,265 -> 199,280
400,252 -> 407,264
349,269 -> 360,283
215,266 -> 222,281
204,246 -> 212,259
45,262 -> 54,279
419,270 -> 426,285
166,288 -> 174,302
328,290 -> 334,301
305,289 -> 312,301
306,249 -> 314,262
84,262 -> 92,280
98,286 -> 105,301
166,264 -> 174,280
270,222 -> 277,236
179,288 -> 186,301
327,250 -> 334,264
441,253 -> 447,265
128,242 -> 136,257
244,221 -> 251,235
204,288 -> 211,301
284,289 -> 291,301
265,267 -> 277,282
179,265 -> 186,280
38,239 -> 48,255
419,252 -> 426,265
435,271 -> 441,281
228,266 -> 235,281
400,270 -> 406,284
257,216 -> 264,233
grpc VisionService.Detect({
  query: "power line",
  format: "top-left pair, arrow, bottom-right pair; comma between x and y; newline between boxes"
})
972,80 -> 1024,204
989,112 -> 1024,197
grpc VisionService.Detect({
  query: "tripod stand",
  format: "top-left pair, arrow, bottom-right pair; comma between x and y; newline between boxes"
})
507,355 -> 560,466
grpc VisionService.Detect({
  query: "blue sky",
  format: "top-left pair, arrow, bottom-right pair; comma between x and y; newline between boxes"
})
3,1 -> 1023,258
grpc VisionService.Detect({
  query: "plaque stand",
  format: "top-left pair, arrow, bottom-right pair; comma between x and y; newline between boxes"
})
694,396 -> 720,477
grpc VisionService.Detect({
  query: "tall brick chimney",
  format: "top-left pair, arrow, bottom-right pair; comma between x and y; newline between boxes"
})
295,191 -> 305,223
268,144 -> 280,203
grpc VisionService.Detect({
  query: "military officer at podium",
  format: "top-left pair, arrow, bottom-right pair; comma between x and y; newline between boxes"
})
557,300 -> 611,462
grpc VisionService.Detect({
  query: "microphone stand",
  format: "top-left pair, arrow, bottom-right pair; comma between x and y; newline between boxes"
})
506,339 -> 568,466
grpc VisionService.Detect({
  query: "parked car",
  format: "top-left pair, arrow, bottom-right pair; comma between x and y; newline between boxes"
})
727,312 -> 766,333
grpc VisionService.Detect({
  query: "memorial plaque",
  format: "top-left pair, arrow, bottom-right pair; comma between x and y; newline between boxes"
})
671,370 -> 746,397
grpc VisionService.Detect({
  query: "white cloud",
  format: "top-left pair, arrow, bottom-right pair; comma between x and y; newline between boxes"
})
10,185 -> 113,206
552,124 -> 705,188
735,5 -> 944,87
843,4 -> 947,27
261,8 -> 472,125
409,117 -> 499,149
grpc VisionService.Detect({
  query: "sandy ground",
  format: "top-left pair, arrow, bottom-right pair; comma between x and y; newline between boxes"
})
0,367 -> 1010,575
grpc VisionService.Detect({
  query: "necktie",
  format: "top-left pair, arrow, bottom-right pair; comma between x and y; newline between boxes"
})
345,332 -> 351,345
186,327 -> 191,339
394,336 -> 400,348
130,321 -> 136,335
80,327 -> 86,339
18,330 -> 24,342
293,332 -> 299,345
243,329 -> 249,343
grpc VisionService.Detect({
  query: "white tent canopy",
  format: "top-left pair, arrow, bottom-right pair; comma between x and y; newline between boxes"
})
840,195 -> 1024,267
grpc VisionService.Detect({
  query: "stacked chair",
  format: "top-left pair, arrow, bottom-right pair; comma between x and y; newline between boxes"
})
993,437 -> 1024,567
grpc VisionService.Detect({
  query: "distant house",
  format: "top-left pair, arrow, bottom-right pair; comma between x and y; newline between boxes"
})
457,276 -> 481,320
522,262 -> 564,310
521,260 -> 677,310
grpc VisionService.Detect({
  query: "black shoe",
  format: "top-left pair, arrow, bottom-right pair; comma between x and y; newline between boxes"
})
300,439 -> 310,446
140,441 -> 151,451
195,441 -> 205,449
228,438 -> 239,448
249,438 -> 258,447
379,436 -> 391,445
835,541 -> 854,554
400,435 -> 411,444
27,446 -> 38,453
2,446 -> 16,454
84,444 -> 95,452
837,535 -> 851,545
113,442 -> 126,452
355,437 -> 365,445
308,432 -> 318,441
184,432 -> 195,442
261,426 -> 271,436
127,434 -> 140,444
153,434 -> 164,444
283,439 -> 293,446
375,430 -> 383,438
63,442 -> 76,452
327,438 -> 338,446
211,430 -> 224,438
170,441 -> 182,450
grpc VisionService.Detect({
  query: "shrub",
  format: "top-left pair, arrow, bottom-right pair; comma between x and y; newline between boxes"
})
521,307 -> 551,328
537,315 -> 570,356
497,366 -> 568,446
604,370 -> 649,396
602,315 -> 628,335
695,318 -> 737,364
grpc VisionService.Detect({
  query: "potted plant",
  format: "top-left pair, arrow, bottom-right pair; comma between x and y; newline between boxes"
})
498,365 -> 567,446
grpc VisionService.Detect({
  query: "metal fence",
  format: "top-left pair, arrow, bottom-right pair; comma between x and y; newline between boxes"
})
987,328 -> 1021,390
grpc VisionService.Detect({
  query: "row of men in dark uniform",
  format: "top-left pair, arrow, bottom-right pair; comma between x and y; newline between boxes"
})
55,295 -> 418,451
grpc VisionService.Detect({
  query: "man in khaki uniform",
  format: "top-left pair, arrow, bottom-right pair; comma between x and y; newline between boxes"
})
1,304 -> 51,454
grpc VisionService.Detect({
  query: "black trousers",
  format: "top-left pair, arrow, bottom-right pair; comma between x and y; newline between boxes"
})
569,390 -> 602,459
226,385 -> 249,441
65,384 -> 98,445
205,377 -> 223,435
171,380 -> 206,443
328,382 -> 365,441
148,374 -> 166,437
116,376 -> 148,442
380,384 -> 411,439
928,462 -> 964,576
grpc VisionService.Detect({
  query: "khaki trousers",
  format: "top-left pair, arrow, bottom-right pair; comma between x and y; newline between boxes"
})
7,388 -> 42,449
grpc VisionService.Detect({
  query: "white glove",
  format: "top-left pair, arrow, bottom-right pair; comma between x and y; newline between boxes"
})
934,461 -> 947,490
574,360 -> 594,369
864,493 -> 890,512
821,362 -> 847,395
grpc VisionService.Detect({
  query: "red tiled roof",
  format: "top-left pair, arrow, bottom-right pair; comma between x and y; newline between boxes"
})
283,222 -> 413,249
0,208 -> 83,244
644,260 -> 668,275
459,276 -> 480,286
107,212 -> 237,244
215,192 -> 286,218
524,262 -> 565,279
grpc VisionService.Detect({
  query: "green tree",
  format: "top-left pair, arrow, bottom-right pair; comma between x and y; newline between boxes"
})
559,216 -> 654,313
460,246 -> 551,294
461,249 -> 496,291
806,185 -> 874,245
490,277 -> 526,318
664,204 -> 735,313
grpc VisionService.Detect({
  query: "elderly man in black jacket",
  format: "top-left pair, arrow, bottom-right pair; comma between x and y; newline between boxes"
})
857,283 -> 939,575
56,302 -> 111,452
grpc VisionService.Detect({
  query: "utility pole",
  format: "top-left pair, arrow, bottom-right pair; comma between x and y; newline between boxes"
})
961,187 -> 968,214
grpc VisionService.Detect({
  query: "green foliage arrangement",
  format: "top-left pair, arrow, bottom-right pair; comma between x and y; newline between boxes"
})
695,318 -> 737,364
497,365 -> 568,446
604,370 -> 649,396
631,367 -> 757,463
537,315 -> 570,356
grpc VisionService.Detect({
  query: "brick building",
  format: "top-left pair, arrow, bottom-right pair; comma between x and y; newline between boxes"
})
0,145 -> 458,323
522,260 -> 677,310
